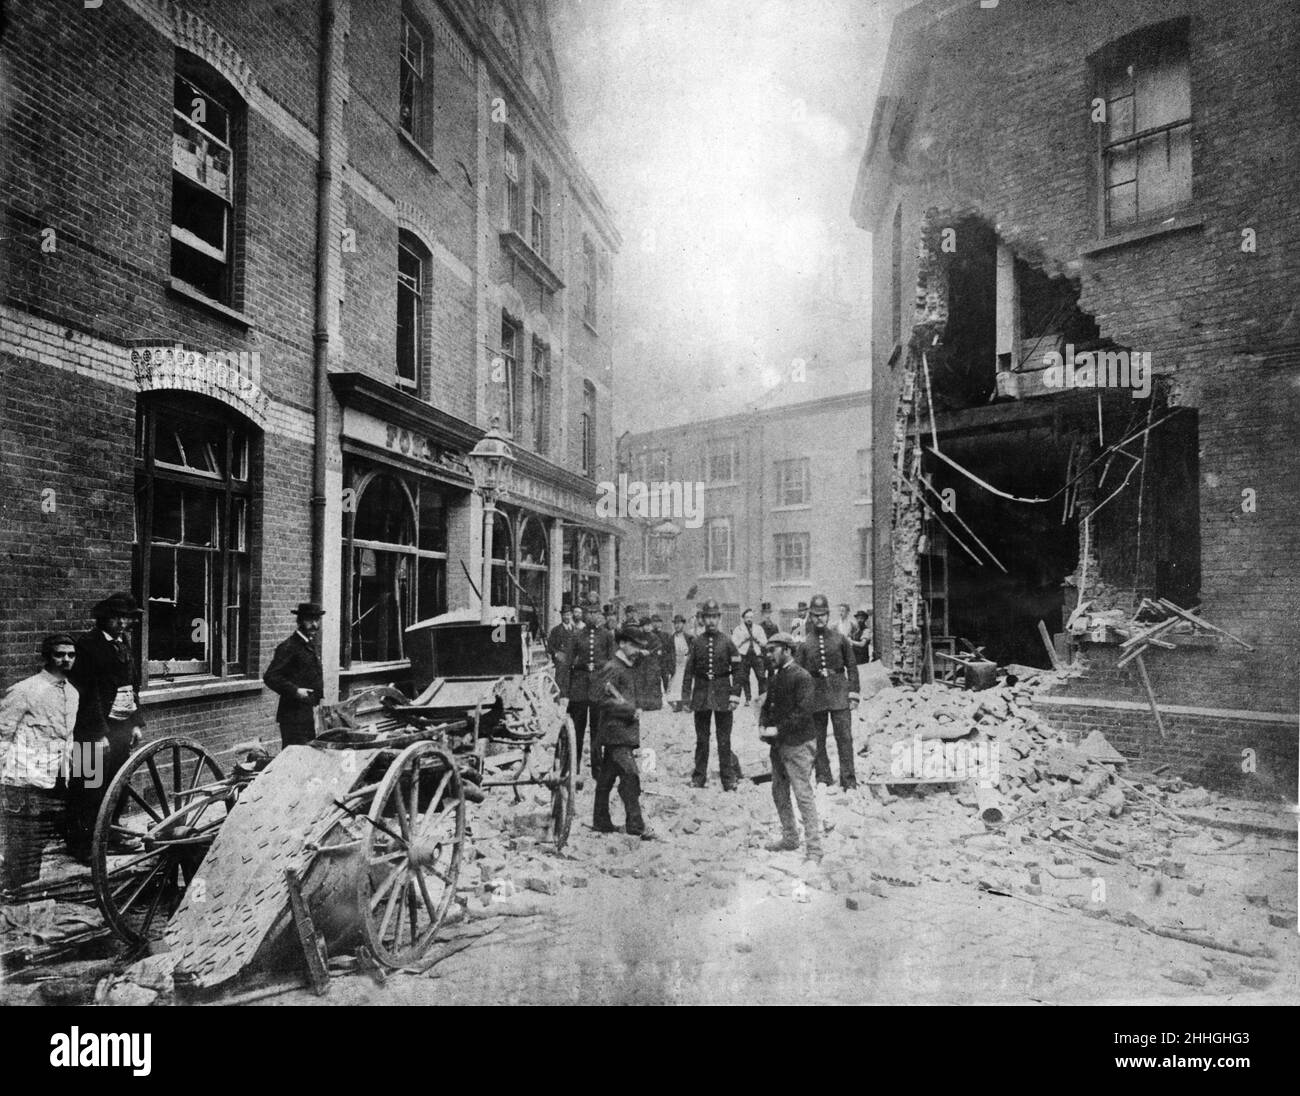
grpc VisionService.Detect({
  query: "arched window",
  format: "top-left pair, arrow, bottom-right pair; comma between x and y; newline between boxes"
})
135,394 -> 254,679
344,468 -> 448,665
518,517 -> 549,636
564,529 -> 602,607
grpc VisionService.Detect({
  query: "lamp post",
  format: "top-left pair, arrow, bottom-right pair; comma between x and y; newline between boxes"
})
466,419 -> 516,624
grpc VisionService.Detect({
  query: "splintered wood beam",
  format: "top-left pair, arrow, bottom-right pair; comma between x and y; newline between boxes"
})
1132,653 -> 1167,739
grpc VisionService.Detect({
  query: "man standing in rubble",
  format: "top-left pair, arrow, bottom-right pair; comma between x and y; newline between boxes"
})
264,602 -> 326,748
546,601 -> 578,699
796,593 -> 861,790
730,608 -> 768,701
685,599 -> 742,790
592,624 -> 656,840
66,592 -> 147,862
759,632 -> 821,863
565,593 -> 612,779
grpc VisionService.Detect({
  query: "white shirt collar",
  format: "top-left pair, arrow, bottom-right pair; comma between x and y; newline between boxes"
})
296,630 -> 314,644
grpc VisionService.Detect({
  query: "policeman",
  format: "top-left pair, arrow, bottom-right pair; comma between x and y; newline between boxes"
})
564,593 -> 612,779
684,599 -> 742,789
795,593 -> 861,790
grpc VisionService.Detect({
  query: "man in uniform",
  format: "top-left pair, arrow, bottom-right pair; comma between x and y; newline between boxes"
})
684,599 -> 742,789
796,593 -> 861,790
66,592 -> 146,861
546,602 -> 578,699
593,625 -> 655,840
730,608 -> 768,701
264,602 -> 326,748
759,632 -> 821,862
564,593 -> 612,778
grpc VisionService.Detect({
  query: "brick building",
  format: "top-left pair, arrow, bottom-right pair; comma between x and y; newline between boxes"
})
852,0 -> 1299,795
0,0 -> 620,760
616,361 -> 873,633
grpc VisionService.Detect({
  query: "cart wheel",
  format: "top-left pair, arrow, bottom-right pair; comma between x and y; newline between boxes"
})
550,717 -> 577,852
91,736 -> 228,947
359,741 -> 465,968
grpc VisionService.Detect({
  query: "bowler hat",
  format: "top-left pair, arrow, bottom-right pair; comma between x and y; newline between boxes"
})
766,632 -> 797,649
293,602 -> 326,618
616,625 -> 650,647
92,592 -> 142,618
760,602 -> 773,613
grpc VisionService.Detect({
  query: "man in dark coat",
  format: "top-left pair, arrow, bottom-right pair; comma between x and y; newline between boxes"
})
759,632 -> 821,861
795,593 -> 861,790
564,595 -> 612,778
652,615 -> 675,696
634,616 -> 665,711
593,626 -> 654,839
66,592 -> 147,860
684,599 -> 742,789
546,604 -> 578,698
263,602 -> 326,748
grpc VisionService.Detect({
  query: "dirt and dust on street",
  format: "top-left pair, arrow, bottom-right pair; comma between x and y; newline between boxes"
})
7,670 -> 1296,1007
252,671 -> 1298,1006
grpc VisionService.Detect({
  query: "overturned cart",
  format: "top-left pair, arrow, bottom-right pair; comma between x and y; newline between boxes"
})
89,621 -> 575,994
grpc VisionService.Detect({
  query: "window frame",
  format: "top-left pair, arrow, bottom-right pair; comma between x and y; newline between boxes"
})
504,130 -> 525,234
399,12 -> 427,145
1093,19 -> 1193,234
857,527 -> 872,581
135,396 -> 253,682
530,163 -> 551,260
530,337 -> 550,454
581,380 -> 596,475
582,236 -> 598,329
500,313 -> 522,436
703,516 -> 734,575
774,457 -> 811,507
773,532 -> 811,582
706,437 -> 740,484
641,529 -> 674,577
170,57 -> 242,307
397,236 -> 426,391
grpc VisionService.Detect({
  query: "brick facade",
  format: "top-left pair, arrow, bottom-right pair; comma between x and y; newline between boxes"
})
853,0 -> 1299,796
1,0 -> 621,765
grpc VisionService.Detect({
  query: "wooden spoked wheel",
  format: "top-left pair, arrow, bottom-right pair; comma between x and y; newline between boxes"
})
359,741 -> 465,968
91,736 -> 230,947
550,717 -> 577,852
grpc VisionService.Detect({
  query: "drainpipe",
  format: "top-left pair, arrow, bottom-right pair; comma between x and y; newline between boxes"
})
311,0 -> 339,605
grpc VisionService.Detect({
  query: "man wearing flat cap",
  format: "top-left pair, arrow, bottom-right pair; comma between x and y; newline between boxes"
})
759,632 -> 821,862
264,602 -> 326,748
66,592 -> 147,861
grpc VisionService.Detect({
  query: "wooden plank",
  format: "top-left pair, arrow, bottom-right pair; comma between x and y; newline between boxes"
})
1157,599 -> 1254,650
1132,653 -> 1167,739
285,867 -> 330,997
1037,620 -> 1063,670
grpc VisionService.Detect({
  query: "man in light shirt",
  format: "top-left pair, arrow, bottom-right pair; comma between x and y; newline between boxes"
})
0,635 -> 80,895
730,608 -> 768,701
830,603 -> 855,636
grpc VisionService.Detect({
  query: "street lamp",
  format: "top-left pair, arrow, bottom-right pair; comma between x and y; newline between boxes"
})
466,418 -> 516,623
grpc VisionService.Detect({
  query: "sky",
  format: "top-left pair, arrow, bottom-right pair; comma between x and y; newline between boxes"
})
550,0 -> 908,433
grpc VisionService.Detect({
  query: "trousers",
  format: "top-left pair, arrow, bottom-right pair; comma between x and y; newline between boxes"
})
1,782 -> 66,892
568,701 -> 601,778
692,710 -> 737,787
738,653 -> 767,700
770,741 -> 821,855
593,745 -> 645,834
813,708 -> 857,787
65,722 -> 134,858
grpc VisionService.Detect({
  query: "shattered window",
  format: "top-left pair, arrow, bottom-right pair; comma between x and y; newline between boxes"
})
1098,22 -> 1192,230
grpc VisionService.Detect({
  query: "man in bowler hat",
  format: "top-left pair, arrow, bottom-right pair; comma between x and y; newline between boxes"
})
264,602 -> 326,747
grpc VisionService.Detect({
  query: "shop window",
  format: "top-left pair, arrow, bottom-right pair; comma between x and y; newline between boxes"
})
171,54 -> 242,305
564,529 -> 602,606
518,517 -> 549,637
343,469 -> 448,666
135,395 -> 252,679
489,509 -> 514,611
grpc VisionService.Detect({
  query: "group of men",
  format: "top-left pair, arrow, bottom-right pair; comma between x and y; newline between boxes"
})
0,593 -> 147,895
545,591 -> 864,860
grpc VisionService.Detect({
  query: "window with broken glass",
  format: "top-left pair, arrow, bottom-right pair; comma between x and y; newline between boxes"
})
399,14 -> 426,144
135,396 -> 252,680
1097,22 -> 1192,230
171,59 -> 239,304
